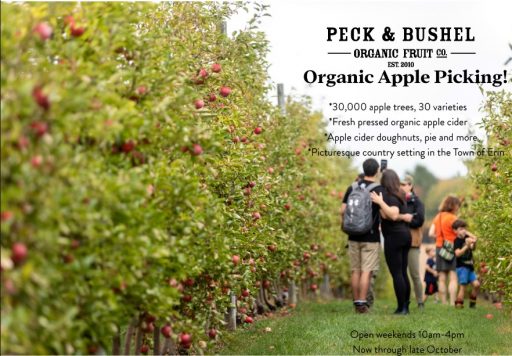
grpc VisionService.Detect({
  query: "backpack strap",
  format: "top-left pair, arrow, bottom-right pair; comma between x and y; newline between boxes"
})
351,181 -> 359,190
365,182 -> 380,192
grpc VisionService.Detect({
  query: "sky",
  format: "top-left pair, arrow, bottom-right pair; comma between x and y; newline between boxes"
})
229,0 -> 512,179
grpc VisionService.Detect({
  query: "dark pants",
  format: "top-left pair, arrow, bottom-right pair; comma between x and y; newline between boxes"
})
384,240 -> 411,309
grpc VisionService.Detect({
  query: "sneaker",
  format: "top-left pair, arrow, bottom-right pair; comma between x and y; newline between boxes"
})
455,299 -> 464,309
469,301 -> 476,308
355,303 -> 369,314
418,302 -> 425,310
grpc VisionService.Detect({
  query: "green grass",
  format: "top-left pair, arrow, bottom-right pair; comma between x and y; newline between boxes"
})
218,299 -> 511,355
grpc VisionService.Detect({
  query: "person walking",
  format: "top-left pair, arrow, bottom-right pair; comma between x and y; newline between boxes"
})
428,195 -> 461,305
453,220 -> 480,308
423,247 -> 439,303
371,169 -> 413,315
341,159 -> 383,313
400,175 -> 425,309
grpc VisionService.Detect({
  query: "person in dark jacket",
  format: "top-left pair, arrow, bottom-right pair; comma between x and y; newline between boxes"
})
400,175 -> 426,309
371,170 -> 413,314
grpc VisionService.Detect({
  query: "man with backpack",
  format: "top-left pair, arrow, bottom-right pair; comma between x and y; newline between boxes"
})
341,158 -> 384,313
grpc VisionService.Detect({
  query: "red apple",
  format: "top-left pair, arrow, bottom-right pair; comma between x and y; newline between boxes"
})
1,211 -> 13,222
161,325 -> 172,338
194,77 -> 205,85
209,93 -> 217,102
208,328 -> 217,339
18,136 -> 30,150
11,243 -> 28,265
252,212 -> 261,220
121,140 -> 135,153
310,284 -> 318,291
211,63 -> 222,73
64,15 -> 75,27
180,333 -> 192,345
232,255 -> 240,265
263,280 -> 271,289
485,313 -> 493,319
491,163 -> 498,172
241,289 -> 250,297
232,136 -> 240,143
268,244 -> 277,252
33,22 -> 52,40
182,294 -> 192,303
70,25 -> 85,37
241,136 -> 248,143
284,203 -> 291,211
219,86 -> 231,97
31,155 -> 43,168
267,167 -> 274,174
244,316 -> 254,324
184,278 -> 194,287
140,344 -> 149,354
243,187 -> 252,196
87,345 -> 99,355
191,144 -> 203,156
198,68 -> 208,78
195,99 -> 205,109
141,321 -> 155,333
30,121 -> 49,137
249,181 -> 256,188
145,314 -> 157,323
32,86 -> 50,110
303,252 -> 310,260
63,254 -> 74,264
254,127 -> 263,135
137,85 -> 147,95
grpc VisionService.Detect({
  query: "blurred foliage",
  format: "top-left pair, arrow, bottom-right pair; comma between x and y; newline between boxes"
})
423,177 -> 467,221
464,89 -> 512,306
405,164 -> 438,202
0,2 -> 356,354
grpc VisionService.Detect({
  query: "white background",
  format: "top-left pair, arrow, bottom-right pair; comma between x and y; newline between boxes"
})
230,0 -> 512,179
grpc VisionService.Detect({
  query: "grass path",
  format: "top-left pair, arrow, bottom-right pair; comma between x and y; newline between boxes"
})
219,299 -> 511,355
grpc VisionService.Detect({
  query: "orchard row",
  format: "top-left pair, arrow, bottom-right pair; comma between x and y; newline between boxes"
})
0,3 -> 354,354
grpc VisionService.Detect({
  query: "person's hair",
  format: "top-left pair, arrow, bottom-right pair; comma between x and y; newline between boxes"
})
362,158 -> 379,177
438,195 -> 461,213
380,169 -> 405,205
452,219 -> 467,230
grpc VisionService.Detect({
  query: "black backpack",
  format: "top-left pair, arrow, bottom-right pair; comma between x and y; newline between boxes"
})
342,182 -> 380,235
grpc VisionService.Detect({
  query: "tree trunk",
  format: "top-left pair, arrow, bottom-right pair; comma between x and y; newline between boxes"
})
227,292 -> 237,330
112,329 -> 121,355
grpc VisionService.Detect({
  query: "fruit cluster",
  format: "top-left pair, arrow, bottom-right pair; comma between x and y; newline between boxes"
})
465,89 -> 511,306
0,2 -> 354,354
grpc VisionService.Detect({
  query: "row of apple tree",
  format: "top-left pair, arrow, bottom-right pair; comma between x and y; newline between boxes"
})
465,89 -> 511,306
0,2 -> 355,354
